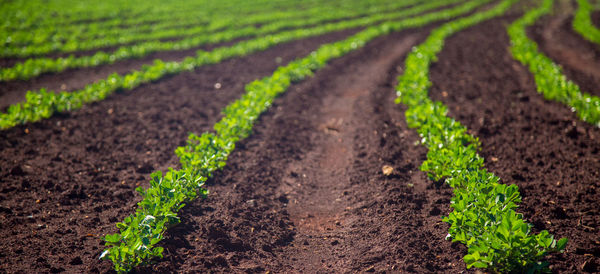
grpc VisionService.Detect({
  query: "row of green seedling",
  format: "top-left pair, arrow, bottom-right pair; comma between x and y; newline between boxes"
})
1,0 -> 344,53
1,0 -> 213,32
509,0 -> 600,127
0,0 -> 299,33
0,0 -> 482,130
1,0 -> 420,57
99,1 -> 493,271
0,0 -> 438,81
394,0 -> 567,272
2,0 -> 349,50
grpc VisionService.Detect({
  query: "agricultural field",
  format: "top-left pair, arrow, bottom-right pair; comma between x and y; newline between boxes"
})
1,0 -> 599,272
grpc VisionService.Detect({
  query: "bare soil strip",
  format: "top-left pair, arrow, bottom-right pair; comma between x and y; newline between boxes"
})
429,16 -> 600,273
529,12 -> 600,97
0,29 -> 358,273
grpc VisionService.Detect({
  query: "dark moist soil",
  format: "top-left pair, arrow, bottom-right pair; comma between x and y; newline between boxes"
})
134,25 -> 470,273
0,28 -> 362,111
529,13 -> 600,97
428,16 -> 600,273
0,28 -> 359,273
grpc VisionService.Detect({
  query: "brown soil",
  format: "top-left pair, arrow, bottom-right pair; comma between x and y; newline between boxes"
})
0,28 -> 358,273
0,28 -> 361,111
429,16 -> 600,273
529,13 -> 600,97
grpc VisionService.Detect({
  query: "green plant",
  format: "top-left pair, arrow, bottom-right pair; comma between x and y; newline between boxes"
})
395,0 -> 567,271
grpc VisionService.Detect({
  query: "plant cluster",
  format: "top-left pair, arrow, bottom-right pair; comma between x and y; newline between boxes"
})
100,1 -> 494,271
508,0 -> 600,127
395,0 -> 567,272
0,0 -> 481,130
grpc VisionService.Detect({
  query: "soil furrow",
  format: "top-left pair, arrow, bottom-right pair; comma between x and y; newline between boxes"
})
0,28 -> 357,273
529,12 -> 600,97
133,23 -> 470,273
0,28 -> 361,111
429,16 -> 600,273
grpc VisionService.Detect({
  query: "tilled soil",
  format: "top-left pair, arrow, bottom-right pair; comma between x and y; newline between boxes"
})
0,28 -> 359,273
429,16 -> 600,273
1,4 -> 599,274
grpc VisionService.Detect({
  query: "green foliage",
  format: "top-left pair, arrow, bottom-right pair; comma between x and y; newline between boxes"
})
0,0 -> 486,130
101,1 -> 494,271
508,0 -> 600,127
395,0 -> 567,272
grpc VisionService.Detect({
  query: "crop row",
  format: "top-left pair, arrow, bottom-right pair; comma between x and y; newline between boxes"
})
573,0 -> 600,45
1,0 -> 377,56
1,0 -> 300,33
2,1 -> 344,51
0,0 -> 442,81
0,0 -> 482,130
394,0 -> 567,272
98,1 -> 493,271
508,0 -> 600,127
0,0 -> 423,59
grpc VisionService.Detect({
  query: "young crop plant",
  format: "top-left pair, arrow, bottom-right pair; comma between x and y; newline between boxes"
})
509,0 -> 600,127
573,0 -> 600,45
0,0 -> 486,131
394,0 -> 567,272
100,1 -> 496,271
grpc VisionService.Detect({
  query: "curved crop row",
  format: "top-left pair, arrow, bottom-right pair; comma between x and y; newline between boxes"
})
0,0 -> 300,33
0,0 -> 485,130
99,1 -> 493,271
1,0 -> 390,56
508,0 -> 600,127
0,0 -> 422,58
0,0 -> 447,82
573,0 -> 600,44
394,0 -> 567,272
